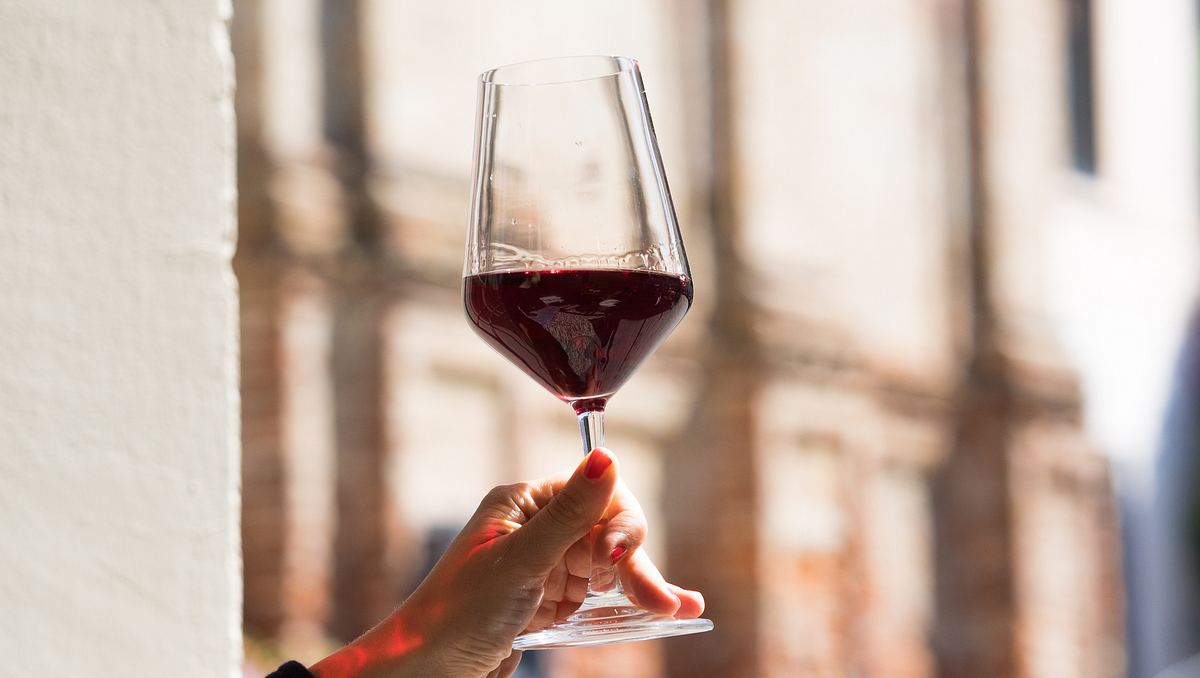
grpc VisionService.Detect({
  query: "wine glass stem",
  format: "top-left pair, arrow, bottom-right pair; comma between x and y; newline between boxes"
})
577,409 -> 604,453
576,408 -> 637,608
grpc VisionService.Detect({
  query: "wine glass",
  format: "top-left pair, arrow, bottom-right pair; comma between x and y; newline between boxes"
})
463,56 -> 714,649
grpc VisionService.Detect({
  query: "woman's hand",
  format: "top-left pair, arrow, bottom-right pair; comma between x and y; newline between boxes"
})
309,448 -> 704,678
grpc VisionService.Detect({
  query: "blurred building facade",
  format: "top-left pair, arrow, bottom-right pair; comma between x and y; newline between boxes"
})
234,1 -> 1196,676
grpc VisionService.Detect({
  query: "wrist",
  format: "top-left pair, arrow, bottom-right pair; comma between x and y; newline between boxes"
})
310,602 -> 444,678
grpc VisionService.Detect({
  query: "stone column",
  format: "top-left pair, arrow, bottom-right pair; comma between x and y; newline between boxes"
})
233,0 -> 290,639
665,2 -> 763,676
321,0 -> 397,640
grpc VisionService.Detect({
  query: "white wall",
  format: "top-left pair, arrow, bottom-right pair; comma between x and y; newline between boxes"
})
0,1 -> 240,676
1047,0 -> 1199,473
1043,2 -> 1199,675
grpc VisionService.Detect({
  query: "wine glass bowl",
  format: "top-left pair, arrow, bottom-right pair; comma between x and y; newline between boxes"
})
466,56 -> 688,282
464,267 -> 693,414
463,55 -> 713,649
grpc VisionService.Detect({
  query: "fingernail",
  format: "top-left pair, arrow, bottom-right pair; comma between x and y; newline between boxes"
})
610,544 -> 627,563
583,449 -> 612,480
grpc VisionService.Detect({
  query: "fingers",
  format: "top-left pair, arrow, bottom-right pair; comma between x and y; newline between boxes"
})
505,448 -> 618,576
564,536 -> 591,578
594,478 -> 648,567
543,559 -> 568,604
667,583 -> 706,619
528,598 -> 557,632
526,578 -> 586,632
556,599 -> 582,621
617,548 -> 681,617
486,651 -> 523,678
565,574 -> 589,603
613,548 -> 706,618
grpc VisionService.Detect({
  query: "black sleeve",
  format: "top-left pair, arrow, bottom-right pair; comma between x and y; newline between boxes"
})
266,660 -> 316,678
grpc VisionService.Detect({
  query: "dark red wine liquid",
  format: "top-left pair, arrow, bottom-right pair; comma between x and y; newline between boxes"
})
464,269 -> 693,412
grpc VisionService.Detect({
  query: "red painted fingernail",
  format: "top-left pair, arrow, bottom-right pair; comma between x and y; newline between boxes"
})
584,450 -> 612,480
610,544 -> 628,563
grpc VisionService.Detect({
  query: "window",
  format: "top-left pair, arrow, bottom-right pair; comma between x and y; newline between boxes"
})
1067,0 -> 1097,174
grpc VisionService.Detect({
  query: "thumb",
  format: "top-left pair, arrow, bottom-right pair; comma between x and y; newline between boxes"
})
507,448 -> 618,575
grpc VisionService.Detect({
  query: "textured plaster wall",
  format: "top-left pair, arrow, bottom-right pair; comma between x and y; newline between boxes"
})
0,1 -> 240,676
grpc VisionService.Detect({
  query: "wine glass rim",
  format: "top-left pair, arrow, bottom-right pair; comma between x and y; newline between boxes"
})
479,55 -> 639,88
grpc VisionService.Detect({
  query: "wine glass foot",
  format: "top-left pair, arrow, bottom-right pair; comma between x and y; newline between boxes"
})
512,609 -> 714,650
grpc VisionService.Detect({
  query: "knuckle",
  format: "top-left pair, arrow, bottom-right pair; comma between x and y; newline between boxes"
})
633,518 -> 649,542
484,483 -> 516,504
476,484 -> 522,519
609,514 -> 647,545
626,519 -> 648,543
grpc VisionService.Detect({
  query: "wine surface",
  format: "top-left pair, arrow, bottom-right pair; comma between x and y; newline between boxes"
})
464,268 -> 692,412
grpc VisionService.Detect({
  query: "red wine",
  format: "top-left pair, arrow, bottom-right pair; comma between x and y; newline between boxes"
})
464,268 -> 693,412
